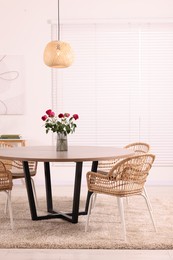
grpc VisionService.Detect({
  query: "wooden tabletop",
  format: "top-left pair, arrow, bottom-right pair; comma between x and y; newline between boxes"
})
0,145 -> 134,162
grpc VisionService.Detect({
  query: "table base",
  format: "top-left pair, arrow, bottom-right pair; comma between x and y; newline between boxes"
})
23,161 -> 97,223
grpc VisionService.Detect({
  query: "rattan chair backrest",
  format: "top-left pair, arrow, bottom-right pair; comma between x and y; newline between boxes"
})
108,153 -> 154,179
124,142 -> 150,154
0,161 -> 12,191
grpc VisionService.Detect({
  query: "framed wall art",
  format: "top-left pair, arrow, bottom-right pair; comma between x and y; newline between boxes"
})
0,55 -> 25,115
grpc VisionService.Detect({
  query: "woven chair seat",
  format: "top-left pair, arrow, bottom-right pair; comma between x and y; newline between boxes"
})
88,177 -> 144,197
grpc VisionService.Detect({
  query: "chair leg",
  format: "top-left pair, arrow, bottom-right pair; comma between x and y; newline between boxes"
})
21,178 -> 25,186
91,193 -> 97,209
117,197 -> 127,242
141,193 -> 157,232
4,194 -> 8,214
85,193 -> 95,232
143,186 -> 153,211
5,191 -> 14,231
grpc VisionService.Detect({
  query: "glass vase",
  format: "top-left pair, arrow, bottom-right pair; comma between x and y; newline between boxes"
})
56,133 -> 68,151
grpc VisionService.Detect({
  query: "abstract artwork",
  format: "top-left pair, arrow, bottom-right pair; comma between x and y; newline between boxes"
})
0,55 -> 25,114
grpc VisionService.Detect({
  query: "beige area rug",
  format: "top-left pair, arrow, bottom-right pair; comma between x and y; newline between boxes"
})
0,191 -> 173,249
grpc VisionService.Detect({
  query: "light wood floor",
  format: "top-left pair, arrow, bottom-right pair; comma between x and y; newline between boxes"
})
0,248 -> 173,260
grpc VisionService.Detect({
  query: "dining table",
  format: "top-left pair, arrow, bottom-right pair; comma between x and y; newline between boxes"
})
0,145 -> 134,224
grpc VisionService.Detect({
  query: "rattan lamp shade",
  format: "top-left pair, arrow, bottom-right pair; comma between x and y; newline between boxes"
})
43,40 -> 74,68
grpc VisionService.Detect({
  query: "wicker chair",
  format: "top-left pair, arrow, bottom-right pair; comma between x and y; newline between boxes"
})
85,154 -> 157,241
0,161 -> 13,230
97,142 -> 151,207
0,141 -> 38,206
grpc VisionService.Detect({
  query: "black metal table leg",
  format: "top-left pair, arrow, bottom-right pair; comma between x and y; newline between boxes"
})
23,161 -> 37,220
91,161 -> 98,172
23,160 -> 95,223
85,161 -> 98,214
72,161 -> 83,223
44,162 -> 53,212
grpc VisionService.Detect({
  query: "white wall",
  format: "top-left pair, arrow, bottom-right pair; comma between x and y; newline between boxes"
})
0,0 -> 173,186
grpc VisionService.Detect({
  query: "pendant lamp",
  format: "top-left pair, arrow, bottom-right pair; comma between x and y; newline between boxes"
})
43,0 -> 74,68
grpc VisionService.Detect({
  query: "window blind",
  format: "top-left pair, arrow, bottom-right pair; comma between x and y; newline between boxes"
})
50,22 -> 173,166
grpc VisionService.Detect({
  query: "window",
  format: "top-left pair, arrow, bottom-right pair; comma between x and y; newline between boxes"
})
50,21 -> 173,166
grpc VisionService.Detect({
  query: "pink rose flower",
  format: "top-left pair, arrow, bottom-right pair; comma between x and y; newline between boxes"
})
58,113 -> 64,118
46,109 -> 55,117
41,115 -> 48,121
73,114 -> 79,120
46,109 -> 52,115
49,111 -> 55,117
64,113 -> 70,118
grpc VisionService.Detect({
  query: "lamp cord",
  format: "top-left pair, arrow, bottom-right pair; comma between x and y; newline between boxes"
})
57,0 -> 60,41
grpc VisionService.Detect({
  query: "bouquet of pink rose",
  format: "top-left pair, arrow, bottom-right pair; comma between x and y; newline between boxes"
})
41,109 -> 79,136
